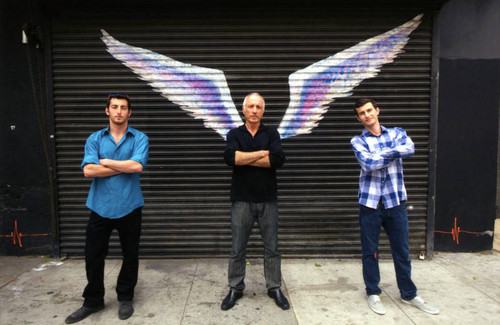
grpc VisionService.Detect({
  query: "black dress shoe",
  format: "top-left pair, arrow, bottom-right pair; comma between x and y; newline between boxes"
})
221,289 -> 243,310
268,288 -> 290,310
65,304 -> 105,324
118,301 -> 134,320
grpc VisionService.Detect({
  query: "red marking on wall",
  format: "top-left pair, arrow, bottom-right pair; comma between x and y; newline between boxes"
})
434,217 -> 484,245
0,220 -> 51,248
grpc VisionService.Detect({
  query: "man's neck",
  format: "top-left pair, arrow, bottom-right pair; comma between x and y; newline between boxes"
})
245,121 -> 260,136
365,123 -> 382,136
109,122 -> 128,143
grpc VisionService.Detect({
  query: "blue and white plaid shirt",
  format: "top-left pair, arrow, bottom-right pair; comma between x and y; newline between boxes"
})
350,126 -> 414,209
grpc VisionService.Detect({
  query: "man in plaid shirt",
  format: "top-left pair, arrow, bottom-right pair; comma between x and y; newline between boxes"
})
351,98 -> 439,316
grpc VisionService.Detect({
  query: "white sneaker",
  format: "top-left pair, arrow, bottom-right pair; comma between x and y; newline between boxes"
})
402,295 -> 439,315
367,295 -> 386,315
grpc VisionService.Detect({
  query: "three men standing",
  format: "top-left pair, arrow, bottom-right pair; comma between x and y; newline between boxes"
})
222,93 -> 290,310
66,93 -> 438,320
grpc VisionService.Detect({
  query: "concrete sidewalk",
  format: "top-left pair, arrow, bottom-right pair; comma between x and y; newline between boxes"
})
1,252 -> 499,324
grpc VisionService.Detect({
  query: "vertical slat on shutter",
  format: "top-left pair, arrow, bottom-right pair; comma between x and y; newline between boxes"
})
52,7 -> 433,258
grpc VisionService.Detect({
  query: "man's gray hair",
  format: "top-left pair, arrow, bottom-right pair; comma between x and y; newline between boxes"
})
242,92 -> 265,110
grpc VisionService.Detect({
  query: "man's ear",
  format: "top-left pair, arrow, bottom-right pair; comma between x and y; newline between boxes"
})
105,107 -> 110,116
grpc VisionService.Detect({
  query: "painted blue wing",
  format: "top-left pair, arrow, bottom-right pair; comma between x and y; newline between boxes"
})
278,14 -> 423,139
101,30 -> 242,140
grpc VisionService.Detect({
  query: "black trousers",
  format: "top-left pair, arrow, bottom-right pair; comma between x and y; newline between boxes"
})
82,208 -> 142,307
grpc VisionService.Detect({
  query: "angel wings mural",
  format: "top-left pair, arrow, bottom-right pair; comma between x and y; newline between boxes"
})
101,15 -> 422,140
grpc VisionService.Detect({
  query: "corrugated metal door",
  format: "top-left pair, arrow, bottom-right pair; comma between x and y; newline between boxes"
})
52,6 -> 433,258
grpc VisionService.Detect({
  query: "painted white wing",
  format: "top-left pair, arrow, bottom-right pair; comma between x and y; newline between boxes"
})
101,30 -> 242,139
278,14 -> 423,139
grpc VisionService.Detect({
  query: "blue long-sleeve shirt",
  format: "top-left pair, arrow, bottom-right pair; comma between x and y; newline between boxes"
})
81,126 -> 149,219
350,126 -> 414,209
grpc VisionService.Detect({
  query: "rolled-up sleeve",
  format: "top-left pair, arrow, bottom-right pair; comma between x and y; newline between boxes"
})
81,133 -> 100,169
129,132 -> 149,168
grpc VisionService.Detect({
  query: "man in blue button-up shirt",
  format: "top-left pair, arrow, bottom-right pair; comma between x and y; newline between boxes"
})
66,94 -> 149,324
351,98 -> 438,316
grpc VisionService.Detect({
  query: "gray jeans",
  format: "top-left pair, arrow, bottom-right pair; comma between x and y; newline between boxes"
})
228,201 -> 282,290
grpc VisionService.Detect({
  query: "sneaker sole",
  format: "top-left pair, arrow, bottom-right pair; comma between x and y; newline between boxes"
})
369,306 -> 386,315
401,299 -> 439,315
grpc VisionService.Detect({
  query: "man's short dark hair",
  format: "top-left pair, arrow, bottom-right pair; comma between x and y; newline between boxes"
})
354,98 -> 377,116
107,93 -> 131,109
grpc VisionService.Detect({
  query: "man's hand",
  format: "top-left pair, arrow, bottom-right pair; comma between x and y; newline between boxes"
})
99,158 -> 113,167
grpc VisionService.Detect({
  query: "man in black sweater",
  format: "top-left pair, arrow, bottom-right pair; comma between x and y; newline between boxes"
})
221,93 -> 289,311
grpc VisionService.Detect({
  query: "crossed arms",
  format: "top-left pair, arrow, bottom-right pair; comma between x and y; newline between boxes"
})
235,150 -> 271,168
83,159 -> 143,178
224,127 -> 285,169
82,130 -> 149,178
351,127 -> 414,172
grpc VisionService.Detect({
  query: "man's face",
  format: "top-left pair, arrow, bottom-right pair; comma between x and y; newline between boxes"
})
106,98 -> 131,125
355,102 -> 380,128
242,95 -> 265,125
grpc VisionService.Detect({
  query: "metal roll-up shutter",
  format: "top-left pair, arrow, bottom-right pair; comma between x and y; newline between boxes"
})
52,6 -> 433,258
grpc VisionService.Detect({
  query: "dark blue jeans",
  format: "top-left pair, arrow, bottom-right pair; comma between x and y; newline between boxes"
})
228,201 -> 282,291
359,203 -> 417,300
83,208 -> 142,307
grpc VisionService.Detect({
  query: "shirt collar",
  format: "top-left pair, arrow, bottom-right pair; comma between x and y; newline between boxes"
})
238,123 -> 266,134
362,125 -> 388,137
103,126 -> 133,136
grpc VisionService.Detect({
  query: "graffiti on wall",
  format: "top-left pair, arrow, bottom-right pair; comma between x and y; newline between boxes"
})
101,15 -> 423,140
0,220 -> 51,248
2,15 -> 424,250
435,217 -> 493,245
